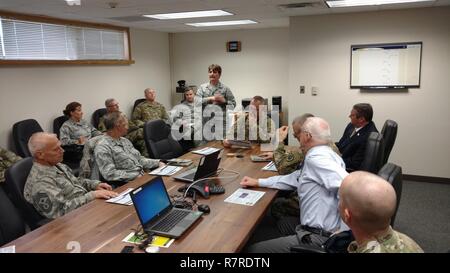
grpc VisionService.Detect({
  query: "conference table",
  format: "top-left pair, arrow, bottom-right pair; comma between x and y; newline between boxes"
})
6,141 -> 288,253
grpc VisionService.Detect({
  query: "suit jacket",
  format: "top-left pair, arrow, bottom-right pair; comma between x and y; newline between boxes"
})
336,121 -> 378,170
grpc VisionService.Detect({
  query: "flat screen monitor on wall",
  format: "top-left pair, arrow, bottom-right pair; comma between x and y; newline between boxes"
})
350,42 -> 422,89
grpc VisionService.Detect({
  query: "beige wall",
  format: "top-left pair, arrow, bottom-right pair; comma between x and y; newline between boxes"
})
170,28 -> 289,119
0,28 -> 171,150
288,7 -> 450,177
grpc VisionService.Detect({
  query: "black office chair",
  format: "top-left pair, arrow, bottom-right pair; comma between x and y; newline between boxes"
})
12,119 -> 44,158
5,157 -> 51,230
92,108 -> 107,129
377,163 -> 403,227
53,115 -> 69,138
359,132 -> 385,174
0,185 -> 26,246
133,98 -> 146,112
380,120 -> 398,166
143,120 -> 184,159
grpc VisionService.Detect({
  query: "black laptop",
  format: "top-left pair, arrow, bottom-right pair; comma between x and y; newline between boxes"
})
173,149 -> 223,183
130,176 -> 203,238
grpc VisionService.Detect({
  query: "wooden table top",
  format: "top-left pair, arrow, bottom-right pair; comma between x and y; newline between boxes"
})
7,141 -> 282,253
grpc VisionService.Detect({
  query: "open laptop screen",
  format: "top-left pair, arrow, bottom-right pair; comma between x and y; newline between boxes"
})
132,177 -> 171,226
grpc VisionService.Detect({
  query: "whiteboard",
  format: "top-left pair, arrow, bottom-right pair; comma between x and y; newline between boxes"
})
350,42 -> 422,88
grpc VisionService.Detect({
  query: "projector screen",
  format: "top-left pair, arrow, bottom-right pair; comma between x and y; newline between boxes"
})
350,42 -> 422,89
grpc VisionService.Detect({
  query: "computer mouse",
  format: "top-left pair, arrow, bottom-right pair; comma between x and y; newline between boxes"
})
197,204 -> 210,214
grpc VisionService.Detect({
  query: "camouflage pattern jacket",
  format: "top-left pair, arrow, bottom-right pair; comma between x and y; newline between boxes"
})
24,162 -> 100,219
0,147 -> 21,183
60,118 -> 102,146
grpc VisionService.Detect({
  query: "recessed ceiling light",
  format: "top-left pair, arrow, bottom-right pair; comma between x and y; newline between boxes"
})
65,0 -> 81,6
186,20 -> 258,27
143,10 -> 232,20
326,0 -> 435,8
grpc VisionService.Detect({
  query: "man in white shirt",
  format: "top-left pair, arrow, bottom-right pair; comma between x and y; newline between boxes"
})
241,117 -> 348,252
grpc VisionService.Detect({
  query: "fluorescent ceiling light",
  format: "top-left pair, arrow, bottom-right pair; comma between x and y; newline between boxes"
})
186,20 -> 257,27
143,10 -> 232,20
326,0 -> 435,8
65,0 -> 81,6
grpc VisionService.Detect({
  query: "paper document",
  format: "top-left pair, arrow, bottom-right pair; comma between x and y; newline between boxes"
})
106,188 -> 133,206
262,161 -> 277,172
122,232 -> 174,248
0,245 -> 15,253
192,147 -> 220,155
225,188 -> 265,206
149,165 -> 183,176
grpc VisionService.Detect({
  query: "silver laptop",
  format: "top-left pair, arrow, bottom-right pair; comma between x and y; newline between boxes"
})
173,149 -> 223,183
130,176 -> 203,238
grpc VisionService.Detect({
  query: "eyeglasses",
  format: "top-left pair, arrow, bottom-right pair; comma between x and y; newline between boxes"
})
107,103 -> 119,108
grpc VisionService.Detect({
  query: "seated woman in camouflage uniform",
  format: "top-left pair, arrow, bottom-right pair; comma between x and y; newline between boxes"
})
60,101 -> 102,146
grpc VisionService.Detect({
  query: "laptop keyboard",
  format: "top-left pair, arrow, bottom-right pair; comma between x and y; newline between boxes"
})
152,210 -> 190,232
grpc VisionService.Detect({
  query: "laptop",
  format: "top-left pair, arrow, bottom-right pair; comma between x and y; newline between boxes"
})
129,176 -> 203,238
173,149 -> 223,183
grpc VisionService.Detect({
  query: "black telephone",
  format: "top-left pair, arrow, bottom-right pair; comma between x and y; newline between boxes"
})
178,183 -> 210,199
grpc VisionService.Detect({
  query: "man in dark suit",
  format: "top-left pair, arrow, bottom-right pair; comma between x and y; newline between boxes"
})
336,103 -> 378,170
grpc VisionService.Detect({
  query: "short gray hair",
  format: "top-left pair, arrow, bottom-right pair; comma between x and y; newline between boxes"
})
103,111 -> 125,131
28,132 -> 56,156
292,113 -> 314,128
302,117 -> 331,142
105,98 -> 116,107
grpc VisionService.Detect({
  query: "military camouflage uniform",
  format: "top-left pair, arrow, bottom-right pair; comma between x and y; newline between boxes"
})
226,112 -> 273,143
98,113 -> 128,133
59,118 -> 102,146
348,226 -> 423,253
94,135 -> 160,182
170,100 -> 203,147
0,147 -> 21,183
127,101 -> 170,156
271,142 -> 342,220
24,162 -> 101,219
196,81 -> 236,139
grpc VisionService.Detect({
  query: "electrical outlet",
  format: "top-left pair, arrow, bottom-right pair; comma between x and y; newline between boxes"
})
300,86 -> 305,94
311,86 -> 318,96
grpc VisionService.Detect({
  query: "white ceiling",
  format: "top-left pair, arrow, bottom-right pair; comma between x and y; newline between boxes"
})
0,0 -> 449,32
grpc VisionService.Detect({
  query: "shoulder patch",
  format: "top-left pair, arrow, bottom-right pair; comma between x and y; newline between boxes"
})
34,192 -> 52,214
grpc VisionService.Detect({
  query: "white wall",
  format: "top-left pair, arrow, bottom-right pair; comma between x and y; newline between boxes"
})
0,28 -> 171,150
288,7 -> 450,178
170,28 -> 289,120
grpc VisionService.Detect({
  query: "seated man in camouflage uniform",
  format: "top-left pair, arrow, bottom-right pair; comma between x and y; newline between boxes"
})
259,114 -> 341,220
0,147 -> 21,183
24,132 -> 118,219
98,98 -> 120,133
95,112 -> 162,184
339,171 -> 423,253
127,88 -> 170,157
223,96 -> 273,147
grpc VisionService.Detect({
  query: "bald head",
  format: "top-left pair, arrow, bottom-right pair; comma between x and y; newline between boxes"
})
144,88 -> 156,102
302,117 -> 331,143
339,171 -> 397,233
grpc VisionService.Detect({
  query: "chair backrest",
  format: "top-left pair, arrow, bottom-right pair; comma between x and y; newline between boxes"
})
92,108 -> 107,129
5,157 -> 47,230
380,119 -> 398,165
143,120 -> 183,159
360,132 -> 385,174
0,185 -> 26,246
53,115 -> 69,138
377,162 -> 403,227
12,119 -> 44,157
133,98 -> 146,112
